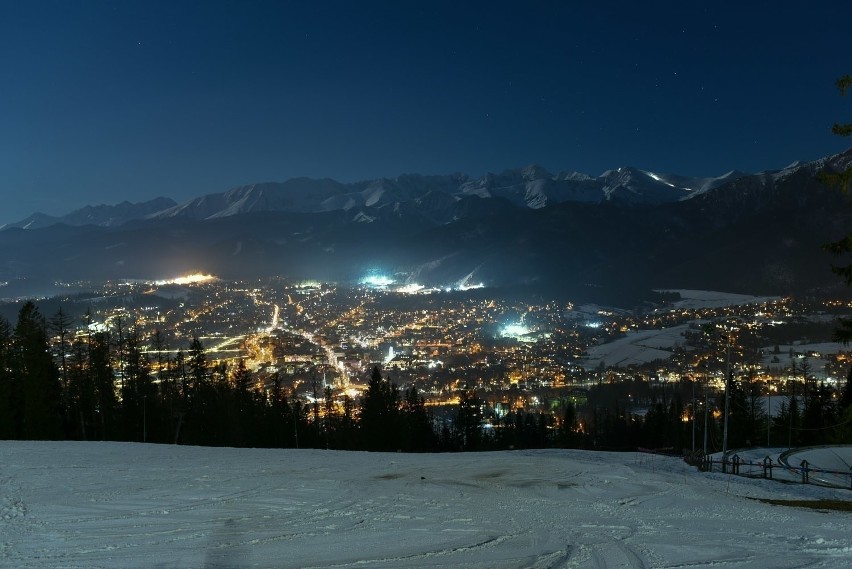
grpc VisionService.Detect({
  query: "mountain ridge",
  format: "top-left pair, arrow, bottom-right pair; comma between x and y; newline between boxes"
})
2,158 -> 788,229
1,148 -> 851,304
6,150 -> 851,230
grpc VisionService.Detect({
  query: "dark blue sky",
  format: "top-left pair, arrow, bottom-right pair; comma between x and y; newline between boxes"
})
1,1 -> 850,223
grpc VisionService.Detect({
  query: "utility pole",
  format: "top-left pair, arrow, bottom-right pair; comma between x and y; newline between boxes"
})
691,378 -> 696,455
293,400 -> 300,449
143,395 -> 147,443
788,379 -> 794,449
767,377 -> 771,447
722,337 -> 732,457
702,363 -> 709,456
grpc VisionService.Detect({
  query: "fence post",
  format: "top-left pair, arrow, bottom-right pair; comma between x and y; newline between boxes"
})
763,456 -> 773,480
722,455 -> 728,474
732,454 -> 740,475
801,459 -> 809,484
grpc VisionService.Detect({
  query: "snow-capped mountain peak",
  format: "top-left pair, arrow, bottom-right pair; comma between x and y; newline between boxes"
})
8,149 -> 851,230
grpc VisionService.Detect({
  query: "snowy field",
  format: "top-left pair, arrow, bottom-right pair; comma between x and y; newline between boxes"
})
655,290 -> 779,309
2,442 -> 852,569
582,325 -> 690,369
760,343 -> 848,376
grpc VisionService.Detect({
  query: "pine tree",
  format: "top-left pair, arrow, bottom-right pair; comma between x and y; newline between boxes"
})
323,385 -> 336,449
230,358 -> 253,446
181,337 -> 213,444
840,366 -> 852,412
802,382 -> 837,446
0,315 -> 15,438
89,331 -> 117,440
832,405 -> 852,444
559,400 -> 578,447
455,390 -> 485,451
820,75 -> 852,341
66,336 -> 93,440
819,75 -> 852,192
359,366 -> 400,451
12,302 -> 62,439
400,385 -> 434,451
49,306 -> 73,432
120,327 -> 156,442
787,394 -> 802,448
187,337 -> 208,396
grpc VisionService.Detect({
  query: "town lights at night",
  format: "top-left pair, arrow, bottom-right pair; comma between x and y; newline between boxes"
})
154,273 -> 217,286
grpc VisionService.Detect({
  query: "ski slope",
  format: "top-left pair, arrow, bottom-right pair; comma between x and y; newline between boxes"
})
1,441 -> 851,568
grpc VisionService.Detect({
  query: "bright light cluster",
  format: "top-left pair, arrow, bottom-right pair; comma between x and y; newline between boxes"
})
155,273 -> 216,286
500,323 -> 530,338
395,283 -> 425,294
360,272 -> 486,293
360,274 -> 395,287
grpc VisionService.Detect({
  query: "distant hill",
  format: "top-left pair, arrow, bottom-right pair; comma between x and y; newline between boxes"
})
0,197 -> 177,230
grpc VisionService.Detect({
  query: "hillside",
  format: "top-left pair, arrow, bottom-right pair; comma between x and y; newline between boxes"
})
1,442 -> 850,568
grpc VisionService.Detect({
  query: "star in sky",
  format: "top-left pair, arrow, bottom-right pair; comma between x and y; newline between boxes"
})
0,1 -> 849,223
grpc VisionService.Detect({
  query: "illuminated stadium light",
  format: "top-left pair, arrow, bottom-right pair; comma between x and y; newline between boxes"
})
154,273 -> 216,286
383,346 -> 396,364
500,323 -> 530,338
360,274 -> 394,287
396,283 -> 425,294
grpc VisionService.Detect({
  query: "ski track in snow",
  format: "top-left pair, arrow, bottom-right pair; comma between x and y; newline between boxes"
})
1,442 -> 851,568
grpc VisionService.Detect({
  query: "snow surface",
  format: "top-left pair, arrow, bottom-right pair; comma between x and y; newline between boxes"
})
582,325 -> 690,369
655,290 -> 779,309
760,343 -> 848,375
2,442 -> 851,568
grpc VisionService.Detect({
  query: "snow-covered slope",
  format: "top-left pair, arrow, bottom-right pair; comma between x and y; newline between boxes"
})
152,179 -> 347,220
145,161 -> 776,223
1,441 -> 850,568
599,167 -> 692,203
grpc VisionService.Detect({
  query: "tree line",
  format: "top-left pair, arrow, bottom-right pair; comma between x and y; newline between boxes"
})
581,370 -> 852,456
1,301 -> 851,453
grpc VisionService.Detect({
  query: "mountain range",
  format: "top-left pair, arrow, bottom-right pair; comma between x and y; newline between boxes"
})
2,149 -> 851,304
2,165 -> 752,230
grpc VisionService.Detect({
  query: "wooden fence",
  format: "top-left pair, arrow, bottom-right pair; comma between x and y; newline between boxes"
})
698,454 -> 852,489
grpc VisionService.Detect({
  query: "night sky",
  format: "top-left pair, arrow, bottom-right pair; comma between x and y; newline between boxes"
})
1,1 -> 850,224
